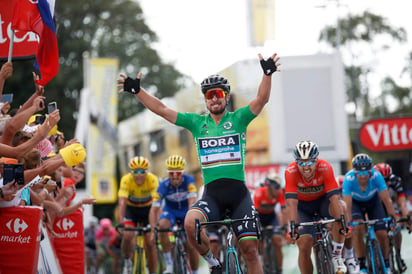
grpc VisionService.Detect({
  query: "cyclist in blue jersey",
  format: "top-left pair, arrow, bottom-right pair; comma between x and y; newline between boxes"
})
149,155 -> 199,274
342,153 -> 398,273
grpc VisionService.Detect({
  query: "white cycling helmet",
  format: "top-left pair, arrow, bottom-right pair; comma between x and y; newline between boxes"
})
293,141 -> 319,160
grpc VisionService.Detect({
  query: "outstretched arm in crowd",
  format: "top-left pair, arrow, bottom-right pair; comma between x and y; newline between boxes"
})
0,111 -> 60,159
0,96 -> 46,145
0,62 -> 13,99
17,72 -> 45,113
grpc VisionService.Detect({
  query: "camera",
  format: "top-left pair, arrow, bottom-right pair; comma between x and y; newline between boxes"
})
35,115 -> 46,125
48,102 -> 57,114
3,164 -> 25,185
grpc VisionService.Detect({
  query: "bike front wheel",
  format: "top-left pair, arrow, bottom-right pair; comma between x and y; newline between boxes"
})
314,244 -> 334,274
226,250 -> 242,274
173,239 -> 188,274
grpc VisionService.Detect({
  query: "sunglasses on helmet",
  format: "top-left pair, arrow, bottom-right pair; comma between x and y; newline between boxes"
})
205,90 -> 226,100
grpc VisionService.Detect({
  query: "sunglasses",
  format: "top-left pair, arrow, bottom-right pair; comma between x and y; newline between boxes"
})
296,160 -> 316,167
133,169 -> 146,175
356,170 -> 371,176
205,90 -> 226,100
269,184 -> 281,190
73,168 -> 85,175
168,170 -> 184,176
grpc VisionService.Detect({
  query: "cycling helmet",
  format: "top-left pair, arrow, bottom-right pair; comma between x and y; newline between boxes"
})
352,153 -> 372,171
374,163 -> 392,180
129,156 -> 149,170
264,173 -> 282,188
100,218 -> 112,229
200,74 -> 230,94
293,141 -> 319,160
166,155 -> 185,170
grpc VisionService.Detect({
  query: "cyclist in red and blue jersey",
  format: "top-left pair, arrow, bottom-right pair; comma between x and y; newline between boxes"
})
149,155 -> 199,274
374,162 -> 410,272
342,154 -> 397,273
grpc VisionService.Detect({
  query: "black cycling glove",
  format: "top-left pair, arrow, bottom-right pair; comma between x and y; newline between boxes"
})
260,58 -> 277,76
124,77 -> 141,94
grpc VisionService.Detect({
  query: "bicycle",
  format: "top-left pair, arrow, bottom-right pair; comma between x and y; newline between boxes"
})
154,220 -> 191,274
116,223 -> 151,274
350,217 -> 393,274
387,217 -> 410,274
290,214 -> 347,274
195,214 -> 261,274
260,225 -> 284,274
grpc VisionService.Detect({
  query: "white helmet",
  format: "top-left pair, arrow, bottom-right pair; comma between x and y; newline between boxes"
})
293,141 -> 319,160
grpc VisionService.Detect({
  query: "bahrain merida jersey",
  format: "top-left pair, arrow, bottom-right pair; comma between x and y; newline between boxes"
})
175,106 -> 256,185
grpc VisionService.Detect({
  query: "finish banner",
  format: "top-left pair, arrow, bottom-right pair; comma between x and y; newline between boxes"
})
0,206 -> 42,274
0,0 -> 38,60
52,208 -> 84,274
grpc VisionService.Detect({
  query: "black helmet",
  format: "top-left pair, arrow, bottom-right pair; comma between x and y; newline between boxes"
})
200,74 -> 230,94
352,153 -> 372,171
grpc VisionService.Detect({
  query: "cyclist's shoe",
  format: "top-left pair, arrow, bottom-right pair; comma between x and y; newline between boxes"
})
332,256 -> 347,274
122,258 -> 132,274
345,257 -> 360,274
164,263 -> 173,274
360,269 -> 367,274
399,258 -> 407,273
210,264 -> 223,274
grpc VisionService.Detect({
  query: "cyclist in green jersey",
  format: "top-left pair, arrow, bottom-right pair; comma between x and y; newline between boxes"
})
117,52 -> 280,274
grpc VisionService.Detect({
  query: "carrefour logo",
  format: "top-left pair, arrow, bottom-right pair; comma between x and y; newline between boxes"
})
56,218 -> 74,231
6,218 -> 28,233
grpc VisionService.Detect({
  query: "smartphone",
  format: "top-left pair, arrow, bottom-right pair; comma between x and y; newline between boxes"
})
35,115 -> 46,124
48,102 -> 57,114
1,93 -> 13,103
3,164 -> 24,185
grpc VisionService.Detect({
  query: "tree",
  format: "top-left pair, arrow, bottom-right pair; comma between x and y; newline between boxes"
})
4,0 -> 185,138
319,11 -> 407,120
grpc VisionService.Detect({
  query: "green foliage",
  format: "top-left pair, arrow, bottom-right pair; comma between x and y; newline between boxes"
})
3,0 -> 185,138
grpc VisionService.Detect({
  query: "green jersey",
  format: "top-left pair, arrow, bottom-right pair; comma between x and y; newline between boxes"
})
175,106 -> 256,185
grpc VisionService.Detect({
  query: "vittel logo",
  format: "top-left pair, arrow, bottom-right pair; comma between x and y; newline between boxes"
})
56,218 -> 74,231
6,218 -> 28,233
360,117 -> 412,151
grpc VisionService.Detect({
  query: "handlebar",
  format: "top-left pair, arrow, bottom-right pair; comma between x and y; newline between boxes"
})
115,223 -> 151,235
195,215 -> 261,245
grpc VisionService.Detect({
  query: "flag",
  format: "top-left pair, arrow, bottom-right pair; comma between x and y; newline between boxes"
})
11,0 -> 59,86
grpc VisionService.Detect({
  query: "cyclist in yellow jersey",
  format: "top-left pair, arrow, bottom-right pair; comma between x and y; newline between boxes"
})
118,156 -> 158,274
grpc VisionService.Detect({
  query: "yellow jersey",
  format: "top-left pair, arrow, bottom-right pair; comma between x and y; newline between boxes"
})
118,172 -> 159,207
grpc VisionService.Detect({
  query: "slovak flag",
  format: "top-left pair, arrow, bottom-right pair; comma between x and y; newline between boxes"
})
11,0 -> 59,86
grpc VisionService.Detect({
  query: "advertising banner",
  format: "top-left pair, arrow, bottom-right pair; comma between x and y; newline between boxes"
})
245,164 -> 281,189
52,208 -> 84,274
88,58 -> 119,203
360,117 -> 412,151
0,206 -> 42,274
0,0 -> 38,60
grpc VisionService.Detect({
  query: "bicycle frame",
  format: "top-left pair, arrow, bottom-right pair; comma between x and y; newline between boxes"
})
350,217 -> 392,274
291,214 -> 347,274
116,224 -> 151,274
195,215 -> 261,274
155,222 -> 190,274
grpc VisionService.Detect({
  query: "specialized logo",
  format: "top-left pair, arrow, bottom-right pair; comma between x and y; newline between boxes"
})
56,218 -> 74,231
6,218 -> 28,233
222,121 -> 233,130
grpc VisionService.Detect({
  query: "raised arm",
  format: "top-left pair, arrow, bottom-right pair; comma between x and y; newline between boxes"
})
249,53 -> 280,115
117,72 -> 177,124
0,62 -> 13,98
